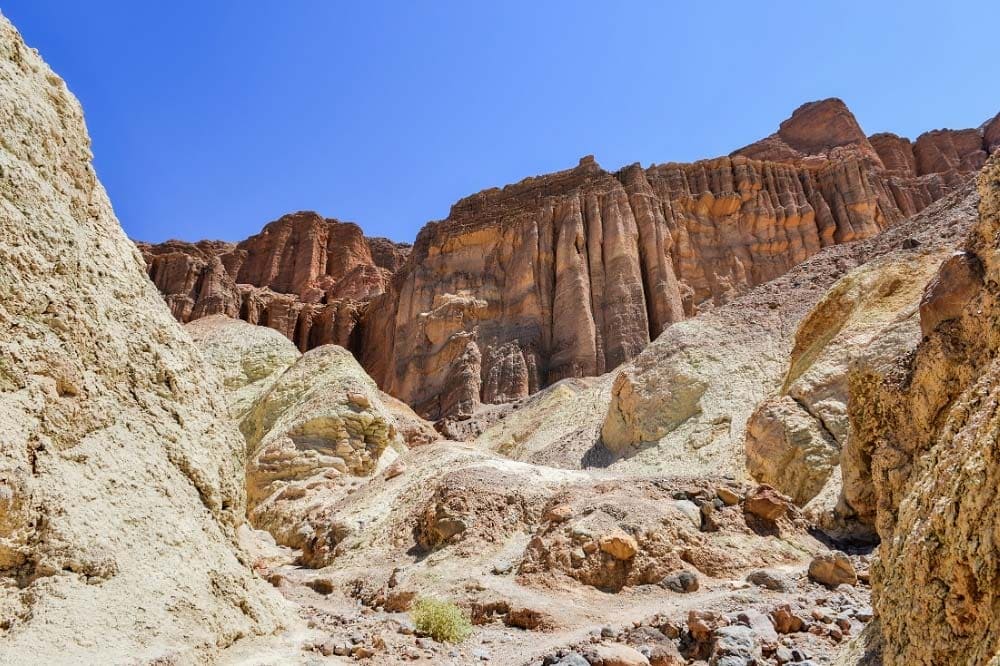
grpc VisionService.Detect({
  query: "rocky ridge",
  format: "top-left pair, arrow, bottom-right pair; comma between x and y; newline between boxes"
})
844,155 -> 1000,664
143,99 -> 995,422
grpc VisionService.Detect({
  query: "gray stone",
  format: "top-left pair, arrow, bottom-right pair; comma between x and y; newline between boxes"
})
710,625 -> 760,665
661,570 -> 699,593
552,653 -> 589,666
746,569 -> 794,592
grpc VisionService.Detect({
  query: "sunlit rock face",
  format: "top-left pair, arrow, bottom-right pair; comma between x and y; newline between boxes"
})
845,155 -> 1000,665
138,211 -> 410,351
143,98 -> 994,420
0,13 -> 287,663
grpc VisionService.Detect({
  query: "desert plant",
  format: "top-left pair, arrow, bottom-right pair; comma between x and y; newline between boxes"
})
410,596 -> 472,643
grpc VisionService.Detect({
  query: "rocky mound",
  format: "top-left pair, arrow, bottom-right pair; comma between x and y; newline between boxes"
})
240,344 -> 406,552
845,155 -> 1000,664
0,14 -> 286,663
186,314 -> 302,419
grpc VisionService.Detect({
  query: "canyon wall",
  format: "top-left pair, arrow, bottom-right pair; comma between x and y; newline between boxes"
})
844,155 -> 1000,665
0,14 -> 287,662
138,211 -> 409,351
144,99 -> 995,420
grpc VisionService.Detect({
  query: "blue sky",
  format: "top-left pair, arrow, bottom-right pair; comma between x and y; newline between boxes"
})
4,1 -> 998,243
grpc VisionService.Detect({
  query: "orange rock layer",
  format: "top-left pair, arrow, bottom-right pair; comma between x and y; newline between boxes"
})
141,99 -> 996,420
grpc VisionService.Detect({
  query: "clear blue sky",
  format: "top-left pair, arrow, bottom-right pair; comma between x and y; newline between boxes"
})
4,1 -> 997,243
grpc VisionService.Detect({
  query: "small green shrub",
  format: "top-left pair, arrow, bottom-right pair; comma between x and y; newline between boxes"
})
410,596 -> 472,643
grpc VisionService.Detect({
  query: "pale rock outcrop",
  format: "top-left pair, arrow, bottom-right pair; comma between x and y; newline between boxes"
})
186,314 -> 301,419
240,344 -> 405,551
474,376 -> 610,467
845,156 -> 1000,664
0,13 -> 286,663
744,247 -> 952,510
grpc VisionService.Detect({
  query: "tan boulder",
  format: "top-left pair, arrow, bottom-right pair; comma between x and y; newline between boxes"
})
688,610 -> 729,642
744,486 -> 793,522
808,551 -> 857,587
716,487 -> 740,506
598,532 -> 639,560
918,250 -> 983,335
770,605 -> 806,634
745,396 -> 839,505
582,643 -> 651,666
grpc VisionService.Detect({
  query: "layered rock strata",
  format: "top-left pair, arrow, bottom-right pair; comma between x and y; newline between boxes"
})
0,14 -> 286,663
365,101 -> 992,419
145,99 -> 995,421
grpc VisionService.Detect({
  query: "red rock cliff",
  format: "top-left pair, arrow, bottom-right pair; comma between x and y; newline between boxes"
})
141,99 -> 995,420
138,211 -> 410,351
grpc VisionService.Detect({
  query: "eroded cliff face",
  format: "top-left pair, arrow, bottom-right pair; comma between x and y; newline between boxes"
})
138,211 -> 410,351
144,98 -> 994,421
598,182 -> 976,480
843,156 -> 1000,665
0,14 -> 287,662
363,99 -> 997,420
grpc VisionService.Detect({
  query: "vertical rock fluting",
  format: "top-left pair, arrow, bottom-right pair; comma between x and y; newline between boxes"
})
138,212 -> 410,351
142,99 -> 995,421
844,155 -> 1000,665
365,146 -> 969,420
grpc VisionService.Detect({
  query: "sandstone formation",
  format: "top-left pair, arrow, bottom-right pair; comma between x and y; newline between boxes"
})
239,343 -> 405,553
845,156 -> 1000,664
366,146 -> 934,420
186,314 -> 301,420
138,211 -> 410,351
744,244 -> 954,508
735,98 -> 884,166
0,14 -> 286,663
143,98 -> 995,422
600,179 -> 977,478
